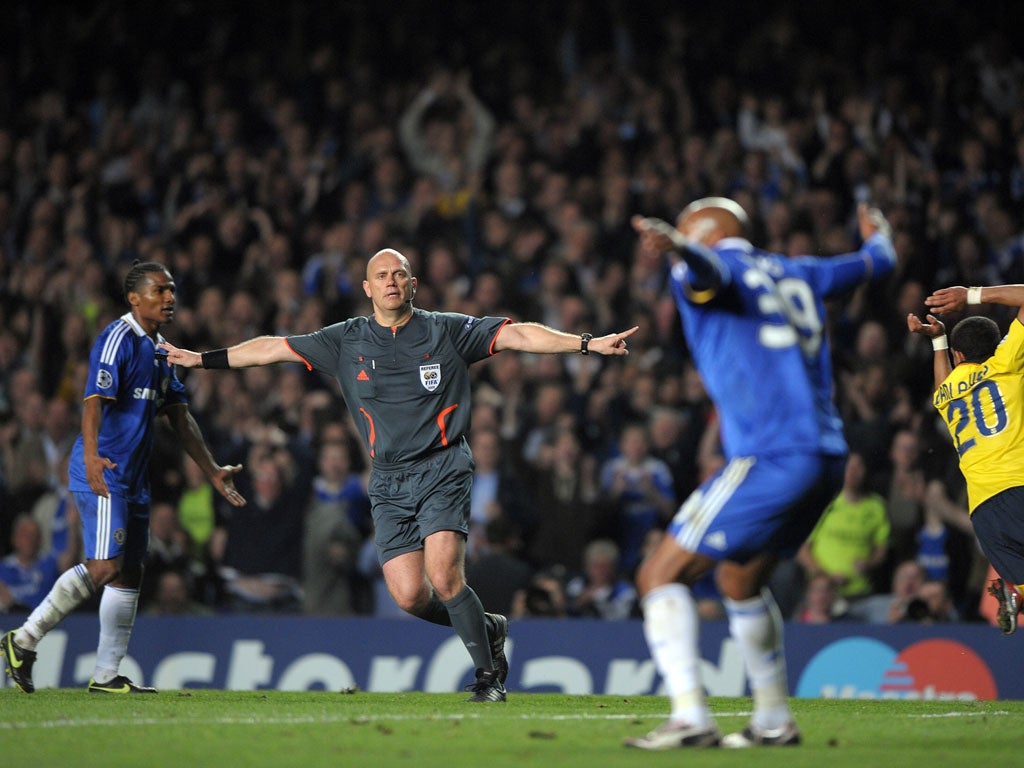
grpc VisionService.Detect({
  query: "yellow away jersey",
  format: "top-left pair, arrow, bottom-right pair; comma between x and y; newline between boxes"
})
933,319 -> 1024,512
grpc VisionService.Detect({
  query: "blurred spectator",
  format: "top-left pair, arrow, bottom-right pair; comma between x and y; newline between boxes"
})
646,405 -> 691,502
907,579 -> 959,624
795,573 -> 850,624
1,387 -> 48,511
847,559 -> 927,624
177,456 -> 217,555
214,450 -> 310,613
466,517 -> 534,617
599,422 -> 675,574
399,68 -> 495,214
525,426 -> 609,574
519,380 -> 572,468
468,426 -> 523,556
40,397 -> 76,490
919,478 -> 985,615
798,452 -> 890,599
916,496 -> 953,584
566,539 -> 637,620
140,501 -> 195,611
879,429 -> 926,570
29,452 -> 77,560
840,360 -> 895,471
511,567 -> 568,620
0,514 -> 79,612
145,570 -> 214,617
667,363 -> 716,499
302,440 -> 367,616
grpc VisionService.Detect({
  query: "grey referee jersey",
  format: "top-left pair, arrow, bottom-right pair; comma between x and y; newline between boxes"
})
287,308 -> 509,465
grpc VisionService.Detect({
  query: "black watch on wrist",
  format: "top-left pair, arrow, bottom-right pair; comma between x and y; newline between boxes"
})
580,333 -> 593,355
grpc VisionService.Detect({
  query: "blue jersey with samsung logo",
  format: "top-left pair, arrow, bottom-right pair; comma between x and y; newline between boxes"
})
68,313 -> 188,503
669,235 -> 895,460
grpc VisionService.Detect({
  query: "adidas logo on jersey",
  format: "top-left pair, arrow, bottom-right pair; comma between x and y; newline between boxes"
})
705,531 -> 728,550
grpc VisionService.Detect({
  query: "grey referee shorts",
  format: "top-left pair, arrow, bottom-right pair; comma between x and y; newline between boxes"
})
368,439 -> 474,564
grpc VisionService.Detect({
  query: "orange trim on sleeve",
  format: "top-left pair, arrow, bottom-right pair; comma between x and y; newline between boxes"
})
83,393 -> 117,403
488,319 -> 513,355
283,338 -> 313,371
436,404 -> 458,446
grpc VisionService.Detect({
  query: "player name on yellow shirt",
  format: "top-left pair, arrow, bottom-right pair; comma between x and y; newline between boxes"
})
933,365 -> 990,407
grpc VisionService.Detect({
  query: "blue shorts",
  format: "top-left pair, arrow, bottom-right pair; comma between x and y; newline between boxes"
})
667,452 -> 846,564
73,492 -> 150,566
970,486 -> 1024,586
368,440 -> 473,565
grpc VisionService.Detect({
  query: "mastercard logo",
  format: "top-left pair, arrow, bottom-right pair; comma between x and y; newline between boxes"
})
795,637 -> 997,700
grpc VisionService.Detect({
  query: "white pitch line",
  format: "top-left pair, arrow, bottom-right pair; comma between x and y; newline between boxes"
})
0,711 -> 749,731
907,710 -> 1011,718
0,709 -> 1010,731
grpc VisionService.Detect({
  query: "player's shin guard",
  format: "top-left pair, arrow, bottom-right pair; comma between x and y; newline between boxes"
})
725,588 -> 791,730
641,583 -> 712,727
93,585 -> 140,684
17,564 -> 96,650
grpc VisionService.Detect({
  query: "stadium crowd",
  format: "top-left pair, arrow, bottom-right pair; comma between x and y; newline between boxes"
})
2,0 -> 1023,627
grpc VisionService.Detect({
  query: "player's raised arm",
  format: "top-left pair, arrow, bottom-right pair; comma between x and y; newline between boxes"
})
907,312 -> 951,392
631,215 -> 725,293
926,284 -> 1024,324
857,202 -> 892,242
159,336 -> 301,369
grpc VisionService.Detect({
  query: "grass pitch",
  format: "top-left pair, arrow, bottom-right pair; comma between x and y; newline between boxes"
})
0,690 -> 1015,767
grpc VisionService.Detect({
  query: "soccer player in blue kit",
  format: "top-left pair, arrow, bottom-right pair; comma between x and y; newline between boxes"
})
159,248 -> 637,702
625,198 -> 896,748
2,262 -> 246,694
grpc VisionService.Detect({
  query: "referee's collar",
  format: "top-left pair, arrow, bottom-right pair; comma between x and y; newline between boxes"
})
369,308 -> 419,336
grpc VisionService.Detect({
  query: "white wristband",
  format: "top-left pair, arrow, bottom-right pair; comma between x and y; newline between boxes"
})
967,286 -> 983,305
932,336 -> 948,351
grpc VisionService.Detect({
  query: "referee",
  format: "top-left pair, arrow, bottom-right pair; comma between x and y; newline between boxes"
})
160,248 -> 637,702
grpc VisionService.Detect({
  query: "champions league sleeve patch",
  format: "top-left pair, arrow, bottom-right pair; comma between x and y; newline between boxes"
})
96,369 -> 114,389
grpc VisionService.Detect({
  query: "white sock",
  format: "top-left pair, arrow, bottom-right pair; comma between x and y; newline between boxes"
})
641,583 -> 712,727
17,564 -> 95,650
93,585 -> 139,683
725,588 -> 791,730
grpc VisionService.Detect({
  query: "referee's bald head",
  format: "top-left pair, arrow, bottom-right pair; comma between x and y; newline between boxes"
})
367,248 -> 413,279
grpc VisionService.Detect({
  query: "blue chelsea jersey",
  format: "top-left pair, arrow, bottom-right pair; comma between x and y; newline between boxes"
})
670,236 -> 893,460
68,313 -> 188,502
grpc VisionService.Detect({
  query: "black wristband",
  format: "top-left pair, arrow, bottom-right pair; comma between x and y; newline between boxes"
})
201,348 -> 230,369
580,333 -> 593,355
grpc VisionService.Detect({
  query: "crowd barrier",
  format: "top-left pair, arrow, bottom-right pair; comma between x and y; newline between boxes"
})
4,615 -> 1019,699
